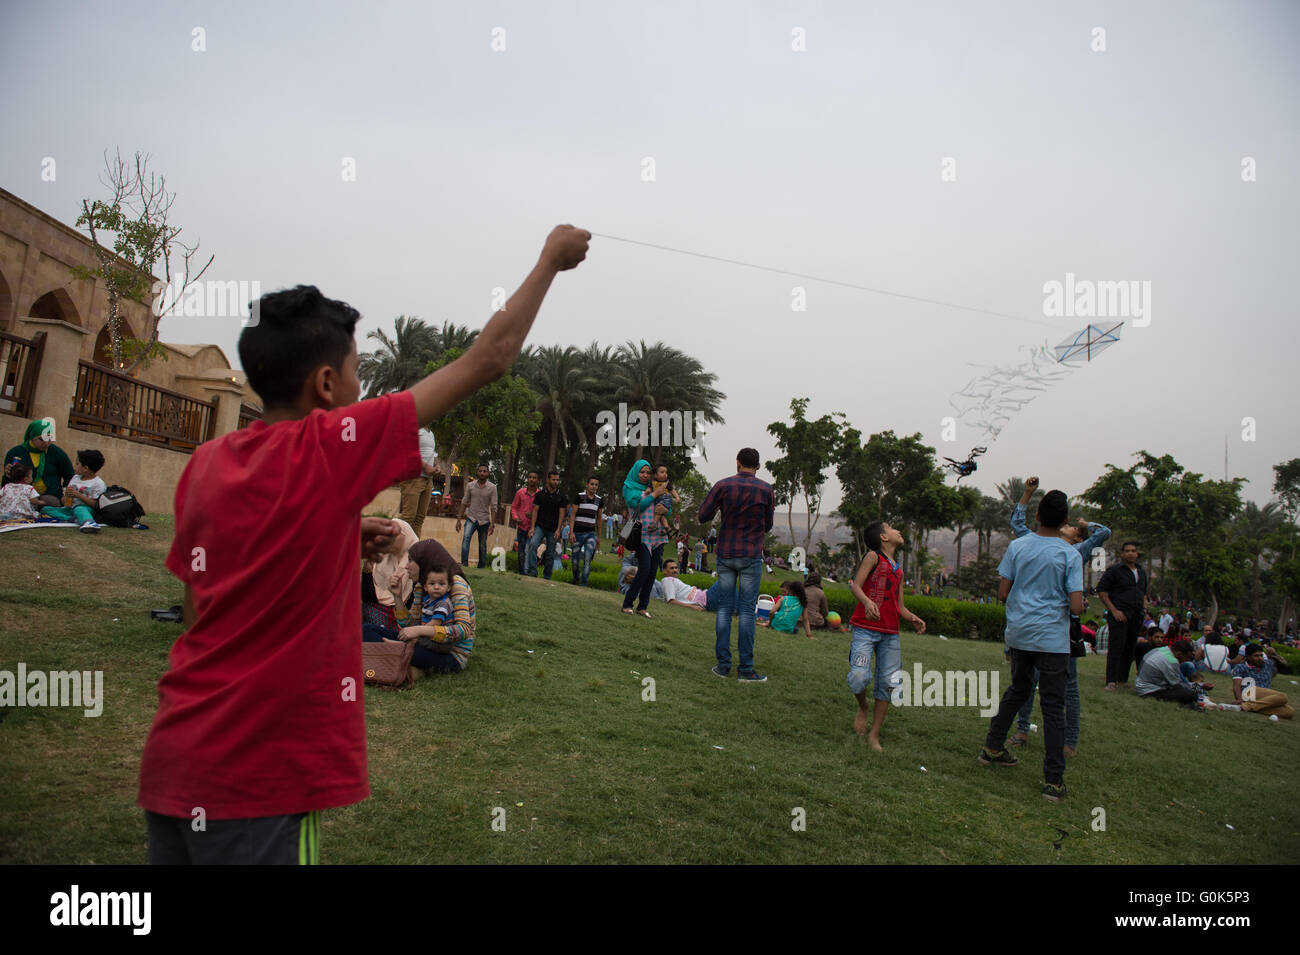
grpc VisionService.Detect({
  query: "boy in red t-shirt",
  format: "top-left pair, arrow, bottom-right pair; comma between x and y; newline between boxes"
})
847,520 -> 926,751
138,225 -> 590,863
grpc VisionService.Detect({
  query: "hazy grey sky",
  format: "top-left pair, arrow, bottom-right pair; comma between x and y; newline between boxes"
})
4,0 -> 1297,510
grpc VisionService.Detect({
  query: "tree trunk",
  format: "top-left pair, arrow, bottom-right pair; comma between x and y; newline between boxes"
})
1206,592 -> 1219,628
544,419 -> 559,475
1277,595 -> 1293,636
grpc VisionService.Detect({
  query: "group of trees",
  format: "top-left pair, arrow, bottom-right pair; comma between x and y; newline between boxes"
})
357,316 -> 725,513
764,399 -> 1300,629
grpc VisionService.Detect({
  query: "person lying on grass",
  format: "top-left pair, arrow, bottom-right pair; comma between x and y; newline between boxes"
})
138,224 -> 589,865
1231,643 -> 1294,719
658,559 -> 721,611
757,579 -> 813,639
848,520 -> 925,751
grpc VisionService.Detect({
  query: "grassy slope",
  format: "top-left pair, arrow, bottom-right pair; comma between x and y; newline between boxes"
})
1,521 -> 1298,864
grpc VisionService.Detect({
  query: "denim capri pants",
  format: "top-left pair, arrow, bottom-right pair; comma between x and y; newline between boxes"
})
847,626 -> 901,701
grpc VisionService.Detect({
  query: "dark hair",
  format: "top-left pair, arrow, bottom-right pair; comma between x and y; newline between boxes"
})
547,468 -> 560,478
1147,625 -> 1162,636
527,470 -> 539,478
586,475 -> 598,483
1036,489 -> 1068,529
783,580 -> 807,605
1121,540 -> 1140,551
1207,632 -> 1223,646
805,571 -> 822,587
77,449 -> 105,472
1242,642 -> 1263,658
477,462 -> 490,470
737,448 -> 759,469
1170,639 -> 1194,657
864,520 -> 885,555
8,460 -> 30,481
238,285 -> 359,409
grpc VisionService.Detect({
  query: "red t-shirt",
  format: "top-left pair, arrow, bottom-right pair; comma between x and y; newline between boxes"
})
849,553 -> 903,634
138,393 -> 421,819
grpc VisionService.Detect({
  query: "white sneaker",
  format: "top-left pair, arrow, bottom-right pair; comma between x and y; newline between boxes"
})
79,522 -> 100,534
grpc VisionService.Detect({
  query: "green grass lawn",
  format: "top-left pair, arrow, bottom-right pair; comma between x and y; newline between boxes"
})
2,520 -> 1298,864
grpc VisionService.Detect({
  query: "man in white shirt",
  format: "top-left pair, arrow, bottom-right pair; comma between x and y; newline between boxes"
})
398,428 -> 443,537
658,559 -> 722,611
1159,610 -> 1174,635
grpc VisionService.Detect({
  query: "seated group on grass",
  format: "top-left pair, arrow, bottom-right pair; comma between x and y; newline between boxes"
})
1,419 -> 109,533
361,521 -> 476,674
1134,634 -> 1293,718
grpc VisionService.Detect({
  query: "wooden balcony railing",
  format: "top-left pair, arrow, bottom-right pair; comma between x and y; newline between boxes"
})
238,402 -> 263,430
70,360 -> 215,452
0,329 -> 45,419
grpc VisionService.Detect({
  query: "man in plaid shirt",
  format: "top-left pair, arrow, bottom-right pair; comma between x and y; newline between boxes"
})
698,448 -> 775,683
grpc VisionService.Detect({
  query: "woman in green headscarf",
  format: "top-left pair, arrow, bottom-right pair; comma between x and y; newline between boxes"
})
620,458 -> 671,618
3,417 -> 75,508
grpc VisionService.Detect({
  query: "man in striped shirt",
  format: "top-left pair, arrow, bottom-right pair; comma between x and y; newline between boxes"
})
568,476 -> 603,586
698,448 -> 775,683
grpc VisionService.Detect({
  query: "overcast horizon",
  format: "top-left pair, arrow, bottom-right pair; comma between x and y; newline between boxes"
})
4,0 -> 1297,510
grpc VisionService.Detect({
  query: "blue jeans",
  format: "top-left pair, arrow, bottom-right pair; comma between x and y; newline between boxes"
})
714,556 -> 763,673
1016,657 -> 1081,748
460,520 -> 490,568
515,528 -> 530,574
847,627 -> 901,701
571,531 -> 597,585
527,526 -> 558,578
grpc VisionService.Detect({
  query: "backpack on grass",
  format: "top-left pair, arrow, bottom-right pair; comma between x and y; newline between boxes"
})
95,485 -> 145,528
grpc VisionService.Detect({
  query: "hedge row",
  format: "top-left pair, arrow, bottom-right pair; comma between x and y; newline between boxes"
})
502,552 -> 1008,642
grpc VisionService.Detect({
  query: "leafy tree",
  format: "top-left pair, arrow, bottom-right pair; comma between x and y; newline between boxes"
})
75,149 -> 213,371
948,485 -> 983,572
424,348 -> 540,478
766,397 -> 846,554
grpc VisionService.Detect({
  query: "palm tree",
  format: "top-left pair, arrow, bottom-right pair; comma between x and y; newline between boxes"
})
434,320 -> 479,354
972,494 -> 1005,560
1233,501 -> 1285,616
612,341 -> 725,465
357,315 -> 438,396
524,345 -> 599,474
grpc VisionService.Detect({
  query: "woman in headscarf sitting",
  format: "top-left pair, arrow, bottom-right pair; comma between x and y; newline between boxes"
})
362,538 -> 476,674
3,418 -> 75,509
362,519 -> 421,629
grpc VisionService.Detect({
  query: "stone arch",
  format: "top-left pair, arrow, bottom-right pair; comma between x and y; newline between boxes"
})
28,288 -> 81,326
92,318 -> 139,372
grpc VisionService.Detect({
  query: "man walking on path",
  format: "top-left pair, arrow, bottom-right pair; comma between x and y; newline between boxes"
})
510,470 -> 539,575
456,463 -> 497,569
1098,541 -> 1149,689
698,448 -> 774,683
979,489 -> 1084,802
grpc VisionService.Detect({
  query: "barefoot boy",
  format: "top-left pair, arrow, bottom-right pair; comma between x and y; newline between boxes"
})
847,520 -> 925,751
138,225 -> 589,863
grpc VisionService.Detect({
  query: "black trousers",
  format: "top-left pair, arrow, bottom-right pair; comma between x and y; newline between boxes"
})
1143,685 -> 1199,707
1105,610 -> 1144,684
986,649 -> 1069,784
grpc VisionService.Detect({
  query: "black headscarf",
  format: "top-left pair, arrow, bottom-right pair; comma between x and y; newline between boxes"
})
408,538 -> 466,585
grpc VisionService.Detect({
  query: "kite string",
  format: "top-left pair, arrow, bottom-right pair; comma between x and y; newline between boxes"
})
590,231 -> 1068,332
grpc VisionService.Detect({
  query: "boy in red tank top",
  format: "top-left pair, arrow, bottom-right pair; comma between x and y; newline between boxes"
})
848,521 -> 926,750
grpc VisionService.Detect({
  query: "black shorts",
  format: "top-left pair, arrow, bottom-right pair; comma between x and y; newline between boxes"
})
146,810 -> 321,865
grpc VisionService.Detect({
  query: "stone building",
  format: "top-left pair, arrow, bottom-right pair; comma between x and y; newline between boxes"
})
0,185 -> 261,512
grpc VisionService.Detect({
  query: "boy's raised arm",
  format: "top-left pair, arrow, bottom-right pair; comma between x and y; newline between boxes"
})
408,226 -> 590,427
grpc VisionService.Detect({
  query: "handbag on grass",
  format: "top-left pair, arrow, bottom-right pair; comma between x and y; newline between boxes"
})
618,518 -> 642,550
362,640 -> 415,690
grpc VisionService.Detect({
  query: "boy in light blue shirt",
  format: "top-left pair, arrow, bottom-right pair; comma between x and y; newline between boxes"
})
979,489 -> 1084,803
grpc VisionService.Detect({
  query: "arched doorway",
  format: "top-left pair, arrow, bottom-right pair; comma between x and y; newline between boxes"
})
28,288 -> 81,326
0,271 -> 13,330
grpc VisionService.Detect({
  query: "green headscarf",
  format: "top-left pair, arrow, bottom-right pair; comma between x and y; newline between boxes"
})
622,458 -> 652,511
22,418 -> 55,488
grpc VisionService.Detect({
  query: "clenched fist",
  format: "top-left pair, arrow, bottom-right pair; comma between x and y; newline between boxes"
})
540,225 -> 591,272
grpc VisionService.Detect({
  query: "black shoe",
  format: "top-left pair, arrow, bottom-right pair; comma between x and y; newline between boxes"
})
737,670 -> 767,683
711,664 -> 730,679
1042,781 -> 1067,802
978,747 -> 1018,767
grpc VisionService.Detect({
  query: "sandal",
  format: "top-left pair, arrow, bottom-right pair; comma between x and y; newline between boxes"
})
1008,732 -> 1028,747
637,610 -> 652,619
621,608 -> 635,615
